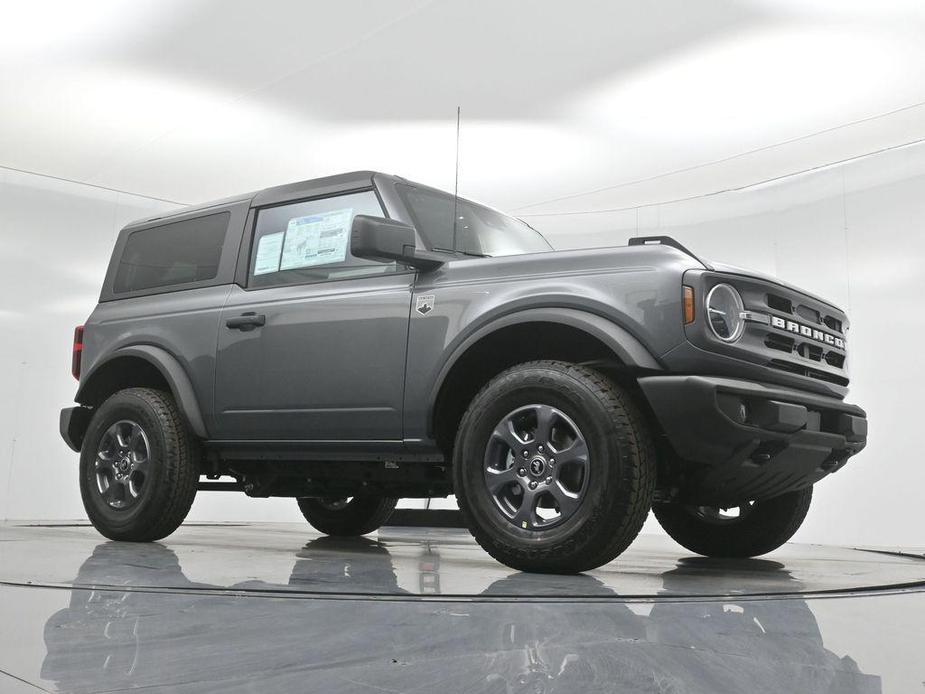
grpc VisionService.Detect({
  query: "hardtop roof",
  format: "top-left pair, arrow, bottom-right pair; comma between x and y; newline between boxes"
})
123,170 -> 388,230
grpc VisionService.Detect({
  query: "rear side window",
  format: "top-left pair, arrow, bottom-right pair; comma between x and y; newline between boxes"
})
113,212 -> 229,293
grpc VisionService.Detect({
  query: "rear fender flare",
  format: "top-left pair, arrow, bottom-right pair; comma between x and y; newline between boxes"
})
77,345 -> 208,439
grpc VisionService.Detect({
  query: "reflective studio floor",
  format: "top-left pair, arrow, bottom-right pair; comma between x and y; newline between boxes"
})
0,523 -> 922,693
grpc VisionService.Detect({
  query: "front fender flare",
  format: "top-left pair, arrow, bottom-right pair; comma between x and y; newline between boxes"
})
427,307 -> 662,429
77,345 -> 209,439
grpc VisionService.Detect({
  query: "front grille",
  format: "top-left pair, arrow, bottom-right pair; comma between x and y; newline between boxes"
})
796,342 -> 823,362
760,291 -> 847,379
765,334 -> 794,353
715,276 -> 849,387
767,294 -> 792,313
688,270 -> 851,391
768,292 -> 844,337
767,359 -> 849,386
794,303 -> 819,323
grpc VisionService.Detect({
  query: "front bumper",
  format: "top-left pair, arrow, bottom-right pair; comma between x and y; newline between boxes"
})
60,406 -> 92,452
638,375 -> 867,505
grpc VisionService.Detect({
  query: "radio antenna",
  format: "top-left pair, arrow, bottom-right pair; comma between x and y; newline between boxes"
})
452,105 -> 460,252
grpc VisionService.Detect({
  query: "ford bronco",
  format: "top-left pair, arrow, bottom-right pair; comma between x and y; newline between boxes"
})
60,171 -> 868,573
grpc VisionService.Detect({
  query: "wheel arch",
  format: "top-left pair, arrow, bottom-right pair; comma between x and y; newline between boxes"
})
429,308 -> 662,453
76,345 -> 208,439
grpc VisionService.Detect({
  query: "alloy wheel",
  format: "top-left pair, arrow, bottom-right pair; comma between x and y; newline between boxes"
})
94,420 -> 151,510
688,501 -> 757,525
483,404 -> 590,530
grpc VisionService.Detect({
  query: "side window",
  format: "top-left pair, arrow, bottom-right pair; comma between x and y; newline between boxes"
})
248,190 -> 397,288
113,212 -> 229,294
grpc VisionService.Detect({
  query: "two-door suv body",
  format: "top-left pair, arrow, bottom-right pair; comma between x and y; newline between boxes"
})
61,171 -> 868,573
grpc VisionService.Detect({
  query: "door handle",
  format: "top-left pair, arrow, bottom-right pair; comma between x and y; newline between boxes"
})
225,312 -> 266,331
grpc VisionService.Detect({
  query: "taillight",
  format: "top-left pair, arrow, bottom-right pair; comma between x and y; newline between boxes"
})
72,326 -> 84,380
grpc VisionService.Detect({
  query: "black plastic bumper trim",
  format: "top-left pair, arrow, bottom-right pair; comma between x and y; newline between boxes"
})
59,406 -> 92,453
638,375 -> 868,504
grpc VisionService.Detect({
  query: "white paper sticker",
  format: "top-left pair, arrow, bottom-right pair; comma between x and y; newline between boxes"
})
253,231 -> 284,275
279,208 -> 353,271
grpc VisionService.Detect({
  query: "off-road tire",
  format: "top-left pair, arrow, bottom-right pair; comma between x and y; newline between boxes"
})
453,360 -> 656,574
79,388 -> 199,542
297,496 -> 398,536
653,487 -> 813,558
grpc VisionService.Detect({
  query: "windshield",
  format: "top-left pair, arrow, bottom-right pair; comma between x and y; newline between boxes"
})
397,184 -> 552,257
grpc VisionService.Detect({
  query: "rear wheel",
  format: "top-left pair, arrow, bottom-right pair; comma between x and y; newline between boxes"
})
79,388 -> 199,542
297,496 -> 398,536
653,487 -> 813,558
453,360 -> 656,574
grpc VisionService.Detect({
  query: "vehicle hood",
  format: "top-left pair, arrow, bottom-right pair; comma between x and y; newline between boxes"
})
706,260 -> 844,312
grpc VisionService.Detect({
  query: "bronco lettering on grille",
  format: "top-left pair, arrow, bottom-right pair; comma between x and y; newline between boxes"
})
770,315 -> 845,349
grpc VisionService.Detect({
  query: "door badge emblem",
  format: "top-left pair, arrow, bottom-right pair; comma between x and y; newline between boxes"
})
415,295 -> 435,315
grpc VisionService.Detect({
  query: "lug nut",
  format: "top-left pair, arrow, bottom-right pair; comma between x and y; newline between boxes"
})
549,458 -> 555,466
538,445 -> 544,452
518,468 -> 526,476
529,481 -> 537,490
522,450 -> 529,457
545,476 -> 552,484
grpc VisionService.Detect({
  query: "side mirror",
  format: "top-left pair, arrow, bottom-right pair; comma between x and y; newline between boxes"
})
351,215 -> 444,271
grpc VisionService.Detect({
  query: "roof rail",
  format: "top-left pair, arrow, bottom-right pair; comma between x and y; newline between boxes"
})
628,235 -> 712,270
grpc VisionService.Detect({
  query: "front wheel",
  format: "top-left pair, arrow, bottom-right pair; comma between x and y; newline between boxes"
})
297,496 -> 398,536
653,487 -> 813,558
453,360 -> 656,574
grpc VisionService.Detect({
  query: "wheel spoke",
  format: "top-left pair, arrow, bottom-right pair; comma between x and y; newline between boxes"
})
533,405 -> 556,444
318,497 -> 350,511
131,456 -> 149,473
485,465 -> 520,495
127,477 -> 142,499
116,479 -> 131,504
115,425 -> 130,450
130,423 -> 145,451
550,437 -> 588,466
98,443 -> 113,460
95,454 -> 114,472
512,489 -> 538,529
101,479 -> 118,503
130,440 -> 150,465
491,419 -> 527,453
549,481 -> 581,518
691,502 -> 754,524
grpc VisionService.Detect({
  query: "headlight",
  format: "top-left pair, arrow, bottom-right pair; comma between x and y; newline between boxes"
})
706,283 -> 745,342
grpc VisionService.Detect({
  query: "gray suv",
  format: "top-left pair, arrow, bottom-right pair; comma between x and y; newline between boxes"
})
60,171 -> 868,573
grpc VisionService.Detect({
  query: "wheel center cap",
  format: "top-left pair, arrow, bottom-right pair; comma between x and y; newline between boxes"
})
529,456 -> 547,477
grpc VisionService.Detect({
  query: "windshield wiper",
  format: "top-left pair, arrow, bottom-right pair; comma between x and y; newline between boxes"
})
431,247 -> 490,258
456,250 -> 491,258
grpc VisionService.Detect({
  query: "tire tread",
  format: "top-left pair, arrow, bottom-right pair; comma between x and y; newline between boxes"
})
297,496 -> 398,536
454,360 -> 655,573
653,487 -> 813,558
80,387 -> 198,542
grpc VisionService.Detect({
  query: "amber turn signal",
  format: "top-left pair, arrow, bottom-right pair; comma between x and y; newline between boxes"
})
683,286 -> 695,324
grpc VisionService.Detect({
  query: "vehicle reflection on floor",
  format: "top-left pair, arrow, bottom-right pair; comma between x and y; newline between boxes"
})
39,537 -> 883,694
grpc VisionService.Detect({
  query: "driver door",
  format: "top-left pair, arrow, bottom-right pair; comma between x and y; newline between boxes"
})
212,189 -> 414,441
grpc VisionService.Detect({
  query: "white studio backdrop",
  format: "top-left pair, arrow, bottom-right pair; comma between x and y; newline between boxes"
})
1,139 -> 922,548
